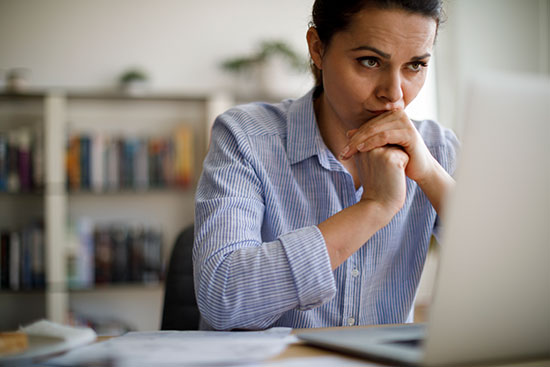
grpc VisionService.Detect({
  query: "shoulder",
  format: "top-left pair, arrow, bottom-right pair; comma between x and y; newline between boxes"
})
214,99 -> 293,139
412,119 -> 458,149
412,119 -> 460,174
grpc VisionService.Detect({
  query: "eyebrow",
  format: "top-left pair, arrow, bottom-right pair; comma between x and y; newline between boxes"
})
350,45 -> 431,61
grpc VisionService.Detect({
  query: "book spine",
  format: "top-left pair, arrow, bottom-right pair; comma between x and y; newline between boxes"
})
7,131 -> 20,192
77,219 -> 94,288
135,138 -> 149,190
111,225 -> 129,283
91,133 -> 105,192
0,134 -> 7,191
80,136 -> 91,190
1,231 -> 10,289
20,229 -> 32,289
94,227 -> 112,284
67,136 -> 81,190
32,126 -> 44,191
106,137 -> 119,190
9,231 -> 20,290
17,129 -> 32,191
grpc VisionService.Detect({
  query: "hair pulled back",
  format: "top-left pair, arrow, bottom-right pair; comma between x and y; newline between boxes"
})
310,0 -> 444,88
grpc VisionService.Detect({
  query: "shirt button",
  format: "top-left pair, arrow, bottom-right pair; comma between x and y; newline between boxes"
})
351,268 -> 360,277
347,317 -> 355,326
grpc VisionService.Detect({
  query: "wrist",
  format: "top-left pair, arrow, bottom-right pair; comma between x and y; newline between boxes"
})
356,198 -> 397,227
415,155 -> 439,188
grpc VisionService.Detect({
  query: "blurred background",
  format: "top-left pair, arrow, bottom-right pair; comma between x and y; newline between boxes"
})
0,0 -> 548,334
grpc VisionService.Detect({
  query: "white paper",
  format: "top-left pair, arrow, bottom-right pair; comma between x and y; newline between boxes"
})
44,327 -> 294,367
0,320 -> 96,366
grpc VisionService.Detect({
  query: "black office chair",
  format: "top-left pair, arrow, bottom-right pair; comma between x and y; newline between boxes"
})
160,224 -> 201,330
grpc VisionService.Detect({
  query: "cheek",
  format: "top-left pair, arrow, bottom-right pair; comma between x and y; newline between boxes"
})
402,73 -> 427,106
327,64 -> 374,103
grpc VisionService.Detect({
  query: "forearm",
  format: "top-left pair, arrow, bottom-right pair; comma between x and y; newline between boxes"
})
416,156 -> 455,216
318,200 -> 393,270
194,225 -> 336,330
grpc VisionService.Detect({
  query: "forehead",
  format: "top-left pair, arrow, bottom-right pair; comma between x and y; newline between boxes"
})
336,7 -> 437,54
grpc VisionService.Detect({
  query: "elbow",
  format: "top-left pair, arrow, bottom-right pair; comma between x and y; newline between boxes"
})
196,290 -> 258,331
195,277 -> 279,330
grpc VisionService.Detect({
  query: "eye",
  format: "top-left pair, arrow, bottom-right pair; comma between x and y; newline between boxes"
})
407,62 -> 428,72
359,57 -> 379,69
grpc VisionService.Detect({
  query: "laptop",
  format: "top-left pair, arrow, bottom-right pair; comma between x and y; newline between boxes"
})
297,72 -> 550,366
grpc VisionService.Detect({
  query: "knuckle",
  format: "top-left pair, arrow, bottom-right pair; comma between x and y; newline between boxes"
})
379,130 -> 390,141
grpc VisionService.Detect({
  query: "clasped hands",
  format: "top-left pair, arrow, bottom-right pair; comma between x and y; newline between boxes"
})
339,109 -> 436,218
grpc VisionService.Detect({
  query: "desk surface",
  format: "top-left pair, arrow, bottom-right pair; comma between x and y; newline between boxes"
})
95,327 -> 550,367
278,327 -> 550,367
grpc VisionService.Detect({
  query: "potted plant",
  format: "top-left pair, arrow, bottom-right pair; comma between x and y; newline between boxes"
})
221,40 -> 308,98
118,68 -> 149,95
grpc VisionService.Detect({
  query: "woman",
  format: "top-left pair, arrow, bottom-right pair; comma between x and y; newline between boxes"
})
193,0 -> 458,331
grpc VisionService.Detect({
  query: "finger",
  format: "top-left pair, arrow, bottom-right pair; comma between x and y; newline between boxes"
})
340,129 -> 410,160
346,129 -> 358,138
357,129 -> 411,153
347,111 -> 410,150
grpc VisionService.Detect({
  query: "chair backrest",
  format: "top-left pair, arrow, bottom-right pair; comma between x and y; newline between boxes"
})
160,224 -> 200,330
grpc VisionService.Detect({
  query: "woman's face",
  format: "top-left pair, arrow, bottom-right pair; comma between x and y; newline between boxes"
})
309,7 -> 437,130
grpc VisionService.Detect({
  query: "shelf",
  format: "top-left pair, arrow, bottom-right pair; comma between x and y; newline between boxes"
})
0,288 -> 46,294
0,89 -> 231,331
68,282 -> 164,293
0,190 -> 45,197
0,91 -> 47,101
0,90 -> 210,102
66,187 -> 194,196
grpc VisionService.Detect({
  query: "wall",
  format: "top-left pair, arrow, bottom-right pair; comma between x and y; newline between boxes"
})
436,0 -> 549,131
0,0 -> 314,96
1,0 -> 547,130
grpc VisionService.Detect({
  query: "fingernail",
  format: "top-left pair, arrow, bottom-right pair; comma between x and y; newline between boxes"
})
339,146 -> 349,159
357,143 -> 365,151
346,130 -> 352,138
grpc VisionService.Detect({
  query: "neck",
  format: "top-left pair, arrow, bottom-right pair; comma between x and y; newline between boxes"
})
313,91 -> 361,189
314,92 -> 349,159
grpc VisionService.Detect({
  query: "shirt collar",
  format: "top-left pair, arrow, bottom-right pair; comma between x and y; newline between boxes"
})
287,88 -> 328,165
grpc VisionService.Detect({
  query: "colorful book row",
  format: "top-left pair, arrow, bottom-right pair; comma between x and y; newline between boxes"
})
0,128 -> 44,193
0,222 -> 45,290
67,220 -> 164,289
66,126 -> 193,192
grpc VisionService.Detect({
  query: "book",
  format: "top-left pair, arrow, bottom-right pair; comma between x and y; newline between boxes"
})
17,129 -> 32,191
66,126 -> 194,192
32,126 -> 44,191
7,131 -> 20,192
0,134 -> 7,191
9,232 -> 20,290
67,136 -> 81,190
93,227 -> 111,285
0,232 -> 10,288
91,133 -> 104,192
79,136 -> 91,190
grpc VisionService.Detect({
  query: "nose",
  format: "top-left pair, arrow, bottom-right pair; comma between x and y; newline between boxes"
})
375,70 -> 404,109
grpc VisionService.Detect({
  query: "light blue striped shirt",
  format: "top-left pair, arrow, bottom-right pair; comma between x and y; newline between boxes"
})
193,88 -> 459,331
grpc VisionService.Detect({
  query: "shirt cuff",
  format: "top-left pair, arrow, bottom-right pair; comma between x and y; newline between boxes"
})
279,225 -> 336,310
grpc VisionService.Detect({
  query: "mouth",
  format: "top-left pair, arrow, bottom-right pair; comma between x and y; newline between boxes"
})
367,109 -> 390,116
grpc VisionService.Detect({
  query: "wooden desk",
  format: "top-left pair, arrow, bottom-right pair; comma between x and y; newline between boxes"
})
96,328 -> 550,367
272,327 -> 550,367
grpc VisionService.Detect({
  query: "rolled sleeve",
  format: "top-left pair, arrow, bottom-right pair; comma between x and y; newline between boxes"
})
279,225 -> 336,310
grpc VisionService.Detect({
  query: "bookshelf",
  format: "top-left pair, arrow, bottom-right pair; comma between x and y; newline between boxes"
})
0,90 -> 231,332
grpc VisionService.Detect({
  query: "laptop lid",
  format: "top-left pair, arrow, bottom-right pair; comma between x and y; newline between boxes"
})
297,72 -> 550,366
423,72 -> 550,366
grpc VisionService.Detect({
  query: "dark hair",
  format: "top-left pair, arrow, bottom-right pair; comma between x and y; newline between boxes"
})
310,0 -> 444,88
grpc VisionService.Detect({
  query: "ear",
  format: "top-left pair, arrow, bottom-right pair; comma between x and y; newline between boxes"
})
306,27 -> 324,70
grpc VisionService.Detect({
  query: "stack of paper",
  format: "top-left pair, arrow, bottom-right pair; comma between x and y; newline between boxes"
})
0,320 -> 96,366
44,328 -> 294,367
